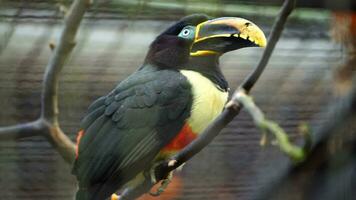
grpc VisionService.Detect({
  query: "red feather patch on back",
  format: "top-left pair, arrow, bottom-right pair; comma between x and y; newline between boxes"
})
162,123 -> 197,152
75,130 -> 85,159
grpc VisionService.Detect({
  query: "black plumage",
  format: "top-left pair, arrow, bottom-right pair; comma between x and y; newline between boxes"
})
72,14 -> 209,200
73,68 -> 193,200
73,13 -> 268,200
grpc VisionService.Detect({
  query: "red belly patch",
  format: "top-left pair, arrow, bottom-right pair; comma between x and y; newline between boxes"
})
162,123 -> 197,152
75,130 -> 85,159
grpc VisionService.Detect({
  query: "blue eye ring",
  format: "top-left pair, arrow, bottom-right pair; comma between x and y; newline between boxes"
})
181,29 -> 190,36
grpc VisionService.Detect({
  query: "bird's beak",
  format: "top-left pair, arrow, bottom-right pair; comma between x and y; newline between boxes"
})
190,17 -> 267,56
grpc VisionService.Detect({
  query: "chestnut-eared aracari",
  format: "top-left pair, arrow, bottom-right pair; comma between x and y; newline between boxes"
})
72,14 -> 266,200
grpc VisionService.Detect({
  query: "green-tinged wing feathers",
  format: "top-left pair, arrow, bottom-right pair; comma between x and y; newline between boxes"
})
72,67 -> 192,200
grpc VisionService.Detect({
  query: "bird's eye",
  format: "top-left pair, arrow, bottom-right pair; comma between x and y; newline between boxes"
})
182,29 -> 190,36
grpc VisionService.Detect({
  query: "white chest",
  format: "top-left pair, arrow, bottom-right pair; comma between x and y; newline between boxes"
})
180,70 -> 228,134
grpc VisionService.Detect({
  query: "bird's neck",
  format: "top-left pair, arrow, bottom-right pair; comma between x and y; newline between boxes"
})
186,55 -> 228,91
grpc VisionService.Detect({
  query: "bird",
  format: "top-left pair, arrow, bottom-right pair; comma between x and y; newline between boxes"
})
72,14 -> 266,200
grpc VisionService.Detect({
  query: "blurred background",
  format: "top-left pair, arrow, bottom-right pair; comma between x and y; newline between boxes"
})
0,0 -> 355,200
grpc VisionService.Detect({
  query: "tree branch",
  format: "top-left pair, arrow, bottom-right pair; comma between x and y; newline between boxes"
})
254,83 -> 356,200
0,120 -> 45,140
41,0 -> 89,123
119,0 -> 296,199
39,0 -> 90,163
234,90 -> 307,162
240,0 -> 295,92
0,0 -> 90,164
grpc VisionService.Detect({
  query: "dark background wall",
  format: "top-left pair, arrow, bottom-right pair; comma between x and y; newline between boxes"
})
0,1 -> 344,199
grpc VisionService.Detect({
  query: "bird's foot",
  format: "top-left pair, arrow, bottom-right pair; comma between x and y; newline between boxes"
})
111,193 -> 121,200
149,171 -> 173,196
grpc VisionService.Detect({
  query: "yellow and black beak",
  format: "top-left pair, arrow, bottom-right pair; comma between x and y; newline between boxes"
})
190,17 -> 267,56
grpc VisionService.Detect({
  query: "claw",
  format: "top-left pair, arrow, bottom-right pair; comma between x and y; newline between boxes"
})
150,165 -> 158,184
149,172 -> 173,196
168,159 -> 177,167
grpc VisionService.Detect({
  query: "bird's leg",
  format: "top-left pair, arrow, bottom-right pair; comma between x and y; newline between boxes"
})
149,171 -> 173,196
147,160 -> 178,196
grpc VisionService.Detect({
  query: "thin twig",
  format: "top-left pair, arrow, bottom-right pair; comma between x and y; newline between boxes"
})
119,0 -> 296,199
254,83 -> 356,200
0,0 -> 90,164
234,91 -> 306,162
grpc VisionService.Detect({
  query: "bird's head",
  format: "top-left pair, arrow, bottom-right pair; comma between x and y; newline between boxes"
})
144,14 -> 210,68
177,17 -> 267,57
145,15 -> 266,68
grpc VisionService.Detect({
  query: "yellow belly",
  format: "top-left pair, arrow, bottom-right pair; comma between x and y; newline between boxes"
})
180,70 -> 228,135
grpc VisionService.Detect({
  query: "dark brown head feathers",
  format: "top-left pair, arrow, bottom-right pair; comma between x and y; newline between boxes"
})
144,14 -> 210,68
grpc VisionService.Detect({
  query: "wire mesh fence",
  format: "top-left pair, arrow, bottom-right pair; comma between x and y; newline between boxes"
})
0,1 -> 352,200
